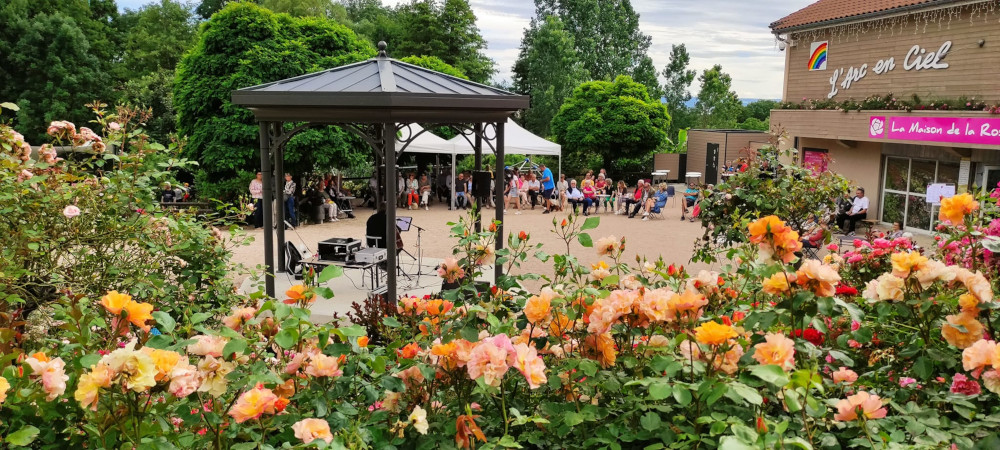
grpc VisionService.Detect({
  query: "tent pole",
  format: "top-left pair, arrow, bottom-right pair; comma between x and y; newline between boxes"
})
384,121 -> 397,302
451,154 -> 456,210
558,155 -> 562,183
494,120 -> 505,284
259,122 -> 275,298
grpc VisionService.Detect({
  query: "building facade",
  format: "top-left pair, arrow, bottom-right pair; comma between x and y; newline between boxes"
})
770,0 -> 1000,233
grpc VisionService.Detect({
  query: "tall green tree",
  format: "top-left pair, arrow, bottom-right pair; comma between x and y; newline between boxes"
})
392,0 -> 494,83
259,0 -> 350,22
0,0 -> 114,142
195,0 -> 235,19
342,0 -> 403,44
533,0 -> 656,94
512,15 -> 588,137
117,0 -> 198,141
695,64 -> 741,129
661,43 -> 697,142
551,75 -> 670,175
174,2 -> 376,199
400,55 -> 468,79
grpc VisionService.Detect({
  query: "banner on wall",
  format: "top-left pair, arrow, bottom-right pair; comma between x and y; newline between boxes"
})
869,115 -> 1000,146
802,149 -> 828,174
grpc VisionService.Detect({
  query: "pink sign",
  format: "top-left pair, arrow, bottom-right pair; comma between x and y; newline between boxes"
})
802,149 -> 828,174
869,115 -> 1000,145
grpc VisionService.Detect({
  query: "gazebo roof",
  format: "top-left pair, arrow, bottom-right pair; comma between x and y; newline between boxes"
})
232,42 -> 529,123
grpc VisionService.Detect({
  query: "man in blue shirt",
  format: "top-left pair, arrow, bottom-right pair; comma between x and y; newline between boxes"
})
539,163 -> 555,214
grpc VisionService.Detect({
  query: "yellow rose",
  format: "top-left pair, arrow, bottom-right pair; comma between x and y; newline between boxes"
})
938,193 -> 979,225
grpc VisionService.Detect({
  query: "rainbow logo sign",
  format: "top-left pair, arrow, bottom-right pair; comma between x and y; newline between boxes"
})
808,41 -> 828,71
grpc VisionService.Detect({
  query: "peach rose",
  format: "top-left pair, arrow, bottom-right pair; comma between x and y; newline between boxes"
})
229,384 -> 279,423
292,418 -> 333,444
187,335 -> 228,358
942,312 -> 985,349
752,333 -> 795,371
833,391 -> 887,421
832,367 -> 859,385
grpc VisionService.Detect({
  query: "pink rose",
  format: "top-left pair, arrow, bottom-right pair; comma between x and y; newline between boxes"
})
950,373 -> 981,395
63,205 -> 81,218
109,122 -> 121,131
899,377 -> 917,388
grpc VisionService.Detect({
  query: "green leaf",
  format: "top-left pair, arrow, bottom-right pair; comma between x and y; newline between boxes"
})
729,382 -> 763,405
580,216 -> 600,230
338,324 -> 367,337
0,102 -> 20,111
274,329 -> 298,349
222,339 -> 247,358
731,423 -> 759,444
318,265 -> 344,283
640,412 -> 662,431
718,436 -> 754,450
78,353 -> 101,369
672,387 -> 692,406
578,233 -> 593,247
382,316 -> 402,328
5,425 -> 39,446
189,312 -> 211,325
563,411 -> 584,426
648,382 -> 672,400
152,311 -> 175,334
913,357 -> 934,379
750,365 -> 789,387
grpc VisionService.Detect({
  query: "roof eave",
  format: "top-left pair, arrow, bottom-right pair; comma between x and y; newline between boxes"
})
770,0 -> 972,35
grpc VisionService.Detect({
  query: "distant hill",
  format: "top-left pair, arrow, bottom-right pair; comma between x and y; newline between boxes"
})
661,97 -> 780,107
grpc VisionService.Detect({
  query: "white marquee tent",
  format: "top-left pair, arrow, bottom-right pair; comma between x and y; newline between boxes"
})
395,120 -> 562,208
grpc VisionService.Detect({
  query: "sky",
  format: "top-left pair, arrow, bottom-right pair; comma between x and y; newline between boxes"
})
117,0 -> 816,99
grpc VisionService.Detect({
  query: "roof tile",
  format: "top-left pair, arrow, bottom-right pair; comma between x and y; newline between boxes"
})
770,0 -> 959,32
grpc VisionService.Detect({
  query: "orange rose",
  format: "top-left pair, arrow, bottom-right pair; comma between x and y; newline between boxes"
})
942,312 -> 985,349
397,342 -> 421,359
285,284 -> 315,305
100,291 -> 132,315
833,391 -> 887,421
358,336 -> 370,348
229,384 -> 279,423
292,418 -> 333,444
795,259 -> 841,297
938,193 -> 979,225
694,321 -> 738,346
123,300 -> 154,332
752,333 -> 795,371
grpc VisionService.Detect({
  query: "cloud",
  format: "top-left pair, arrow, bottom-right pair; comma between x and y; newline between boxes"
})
117,0 -> 816,98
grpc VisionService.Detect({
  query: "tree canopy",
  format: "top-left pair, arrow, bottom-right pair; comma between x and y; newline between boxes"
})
174,2 -> 376,199
695,64 -> 742,129
390,0 -> 494,83
512,15 -> 588,137
532,0 -> 656,96
551,75 -> 670,175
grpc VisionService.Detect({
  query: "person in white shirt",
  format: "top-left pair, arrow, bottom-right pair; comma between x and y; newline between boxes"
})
836,187 -> 869,235
565,179 -> 585,214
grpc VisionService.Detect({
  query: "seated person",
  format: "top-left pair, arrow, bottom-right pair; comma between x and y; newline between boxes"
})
622,180 -> 645,216
887,221 -> 906,240
365,204 -> 402,252
801,221 -> 828,248
628,183 -> 652,218
565,179 -> 585,214
320,189 -> 339,222
581,179 -> 597,215
680,183 -> 699,222
419,174 -> 431,210
454,173 -> 469,209
640,183 -> 670,220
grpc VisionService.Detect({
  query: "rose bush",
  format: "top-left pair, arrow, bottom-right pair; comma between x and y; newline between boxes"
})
3,106 -> 1000,449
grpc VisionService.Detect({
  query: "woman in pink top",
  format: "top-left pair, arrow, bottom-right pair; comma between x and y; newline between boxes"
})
581,179 -> 597,216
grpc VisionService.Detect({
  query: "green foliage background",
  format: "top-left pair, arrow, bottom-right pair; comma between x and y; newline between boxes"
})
173,3 -> 376,200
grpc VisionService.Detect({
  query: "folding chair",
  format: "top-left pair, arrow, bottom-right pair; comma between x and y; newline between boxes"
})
647,205 -> 665,220
667,185 -> 676,207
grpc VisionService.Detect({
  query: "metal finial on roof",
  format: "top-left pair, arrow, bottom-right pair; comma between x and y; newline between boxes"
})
377,41 -> 387,57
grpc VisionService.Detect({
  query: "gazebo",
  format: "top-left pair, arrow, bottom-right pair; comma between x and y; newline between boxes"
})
232,42 -> 530,299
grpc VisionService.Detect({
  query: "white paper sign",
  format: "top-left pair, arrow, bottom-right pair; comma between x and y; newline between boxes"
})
926,183 -> 955,204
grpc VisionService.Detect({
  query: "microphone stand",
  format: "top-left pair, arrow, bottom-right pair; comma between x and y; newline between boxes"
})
412,223 -> 426,279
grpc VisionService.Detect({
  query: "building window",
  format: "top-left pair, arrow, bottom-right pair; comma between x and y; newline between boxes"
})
880,157 -> 960,232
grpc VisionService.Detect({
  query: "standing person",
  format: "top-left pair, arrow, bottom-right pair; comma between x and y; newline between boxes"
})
556,173 -> 568,212
161,182 -> 176,203
622,180 -> 644,217
526,173 -> 541,210
283,173 -> 298,227
538,163 -> 555,214
406,173 -> 419,209
836,188 -> 869,235
249,172 -> 264,228
419,174 -> 431,210
505,170 -> 521,215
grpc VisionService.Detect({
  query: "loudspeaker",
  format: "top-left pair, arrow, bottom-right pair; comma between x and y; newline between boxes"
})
472,171 -> 491,198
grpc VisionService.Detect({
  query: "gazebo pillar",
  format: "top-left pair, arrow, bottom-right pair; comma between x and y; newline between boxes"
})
383,121 -> 398,300
473,123 -> 483,232
259,121 -> 276,298
494,120 -> 505,283
275,124 -> 287,274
